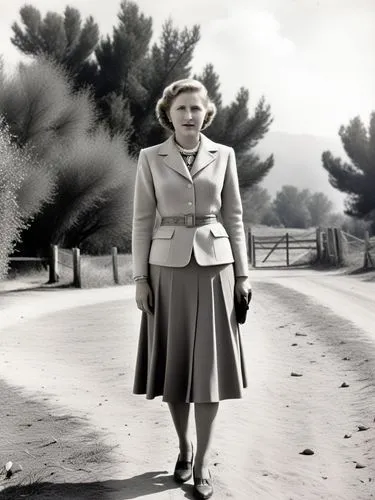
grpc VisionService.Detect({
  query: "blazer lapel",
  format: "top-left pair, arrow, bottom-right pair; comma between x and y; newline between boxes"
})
157,135 -> 191,181
157,133 -> 218,180
189,134 -> 218,177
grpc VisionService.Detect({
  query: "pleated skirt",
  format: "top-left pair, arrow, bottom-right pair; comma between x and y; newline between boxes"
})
133,253 -> 248,403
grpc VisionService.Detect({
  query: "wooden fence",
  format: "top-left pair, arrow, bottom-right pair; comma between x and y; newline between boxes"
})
247,226 -> 366,268
8,228 -> 375,283
9,245 -> 121,288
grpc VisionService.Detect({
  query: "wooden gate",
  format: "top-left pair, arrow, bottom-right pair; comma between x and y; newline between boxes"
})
248,229 -> 319,268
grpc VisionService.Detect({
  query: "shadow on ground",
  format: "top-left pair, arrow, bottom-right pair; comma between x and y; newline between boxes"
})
1,471 -> 198,499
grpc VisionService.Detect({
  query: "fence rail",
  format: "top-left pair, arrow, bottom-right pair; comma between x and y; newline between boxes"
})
7,227 -> 375,284
248,226 -> 374,269
248,229 -> 318,268
9,245 -> 121,288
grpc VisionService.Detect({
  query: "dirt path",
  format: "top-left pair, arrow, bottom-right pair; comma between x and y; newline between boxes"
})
0,270 -> 374,499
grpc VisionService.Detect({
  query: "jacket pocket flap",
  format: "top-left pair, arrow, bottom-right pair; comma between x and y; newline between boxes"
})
210,225 -> 229,238
152,227 -> 175,239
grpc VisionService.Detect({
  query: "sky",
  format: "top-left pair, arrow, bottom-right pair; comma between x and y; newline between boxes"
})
0,0 -> 374,139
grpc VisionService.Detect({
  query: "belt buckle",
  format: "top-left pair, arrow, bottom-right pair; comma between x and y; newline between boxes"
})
184,214 -> 195,227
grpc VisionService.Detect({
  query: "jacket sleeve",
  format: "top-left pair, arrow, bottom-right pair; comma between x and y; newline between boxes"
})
221,147 -> 249,278
132,149 -> 157,278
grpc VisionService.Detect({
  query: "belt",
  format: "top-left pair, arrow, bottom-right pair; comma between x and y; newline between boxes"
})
160,214 -> 217,228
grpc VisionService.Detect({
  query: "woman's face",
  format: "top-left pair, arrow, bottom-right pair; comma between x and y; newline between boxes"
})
167,91 -> 208,142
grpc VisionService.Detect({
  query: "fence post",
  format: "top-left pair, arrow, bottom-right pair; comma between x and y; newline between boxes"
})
251,234 -> 256,268
112,246 -> 119,284
364,230 -> 370,269
286,232 -> 289,266
334,228 -> 344,265
73,247 -> 81,288
248,229 -> 252,265
316,227 -> 322,262
327,227 -> 338,265
48,244 -> 59,283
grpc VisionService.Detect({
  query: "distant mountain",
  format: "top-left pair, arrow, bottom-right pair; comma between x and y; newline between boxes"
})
255,131 -> 348,211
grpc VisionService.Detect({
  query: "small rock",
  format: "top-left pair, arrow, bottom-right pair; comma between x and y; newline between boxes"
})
4,461 -> 22,479
322,476 -> 327,480
344,434 -> 352,439
295,333 -> 307,337
340,382 -> 349,388
291,372 -> 303,377
358,425 -> 370,432
307,342 -> 314,345
355,462 -> 366,469
342,357 -> 350,361
291,343 -> 298,346
300,448 -> 314,455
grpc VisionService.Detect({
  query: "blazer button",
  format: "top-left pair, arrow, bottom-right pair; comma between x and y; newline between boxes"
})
187,184 -> 192,189
188,201 -> 193,206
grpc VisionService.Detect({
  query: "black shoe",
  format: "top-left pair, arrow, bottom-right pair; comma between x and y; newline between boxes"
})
173,444 -> 194,483
193,467 -> 213,499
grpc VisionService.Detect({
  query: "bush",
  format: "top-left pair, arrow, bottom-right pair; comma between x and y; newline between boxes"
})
0,122 -> 52,278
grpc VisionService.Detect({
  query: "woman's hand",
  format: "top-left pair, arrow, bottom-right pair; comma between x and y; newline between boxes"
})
234,276 -> 252,304
135,281 -> 154,314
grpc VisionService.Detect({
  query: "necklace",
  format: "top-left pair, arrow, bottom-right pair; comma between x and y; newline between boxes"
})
175,139 -> 200,169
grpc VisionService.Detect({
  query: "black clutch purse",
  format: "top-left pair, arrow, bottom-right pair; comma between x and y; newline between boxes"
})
235,290 -> 252,324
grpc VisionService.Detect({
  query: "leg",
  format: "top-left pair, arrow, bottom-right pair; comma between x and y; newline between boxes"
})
194,402 -> 219,478
168,402 -> 193,460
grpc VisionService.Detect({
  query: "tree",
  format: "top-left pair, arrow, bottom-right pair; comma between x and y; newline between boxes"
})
11,5 -> 99,76
322,113 -> 375,231
307,192 -> 333,226
77,3 -> 200,153
195,64 -> 274,189
241,185 -> 272,224
0,58 -> 135,256
127,19 -> 200,152
272,185 -> 312,228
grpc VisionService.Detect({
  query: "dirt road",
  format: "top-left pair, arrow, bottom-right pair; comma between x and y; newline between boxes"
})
0,269 -> 374,499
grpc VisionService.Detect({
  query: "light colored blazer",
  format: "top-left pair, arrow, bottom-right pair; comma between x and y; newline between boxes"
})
132,133 -> 249,278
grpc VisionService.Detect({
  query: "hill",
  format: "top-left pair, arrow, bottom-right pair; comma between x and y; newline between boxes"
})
256,131 -> 347,211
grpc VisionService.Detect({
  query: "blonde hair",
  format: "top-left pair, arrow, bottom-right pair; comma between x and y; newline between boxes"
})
156,79 -> 217,131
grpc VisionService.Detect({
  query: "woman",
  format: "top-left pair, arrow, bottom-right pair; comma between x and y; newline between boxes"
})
132,78 -> 251,499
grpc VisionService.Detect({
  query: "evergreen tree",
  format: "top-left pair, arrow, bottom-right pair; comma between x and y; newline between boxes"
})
83,0 -> 153,144
322,112 -> 375,231
11,5 -> 99,76
128,19 -> 200,152
195,64 -> 274,188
